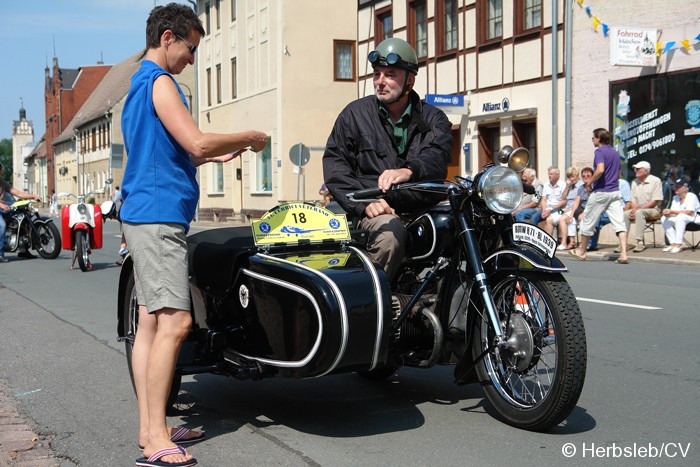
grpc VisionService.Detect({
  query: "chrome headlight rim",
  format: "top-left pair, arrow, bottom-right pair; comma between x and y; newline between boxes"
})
477,166 -> 524,214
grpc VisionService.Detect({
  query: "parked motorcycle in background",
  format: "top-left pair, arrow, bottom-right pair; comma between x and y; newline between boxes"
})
2,198 -> 61,259
60,185 -> 115,271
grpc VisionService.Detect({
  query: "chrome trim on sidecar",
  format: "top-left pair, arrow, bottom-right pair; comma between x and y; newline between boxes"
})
256,253 -> 349,375
349,245 -> 385,371
231,268 -> 324,368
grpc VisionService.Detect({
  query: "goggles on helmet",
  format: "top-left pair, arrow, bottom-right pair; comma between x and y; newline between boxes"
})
368,50 -> 418,74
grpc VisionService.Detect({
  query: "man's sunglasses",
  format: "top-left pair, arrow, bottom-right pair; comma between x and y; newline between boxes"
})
176,34 -> 197,55
368,50 -> 418,73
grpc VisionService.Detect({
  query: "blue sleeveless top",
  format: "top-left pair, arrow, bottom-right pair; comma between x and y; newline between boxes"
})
121,60 -> 198,231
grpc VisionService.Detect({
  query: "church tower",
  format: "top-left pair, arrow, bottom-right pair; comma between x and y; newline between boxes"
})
12,102 -> 34,190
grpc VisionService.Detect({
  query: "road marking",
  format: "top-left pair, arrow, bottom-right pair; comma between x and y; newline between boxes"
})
578,297 -> 662,310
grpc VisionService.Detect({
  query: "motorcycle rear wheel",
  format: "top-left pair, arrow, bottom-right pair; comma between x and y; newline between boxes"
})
34,222 -> 61,259
122,271 -> 182,408
75,230 -> 90,271
472,272 -> 586,431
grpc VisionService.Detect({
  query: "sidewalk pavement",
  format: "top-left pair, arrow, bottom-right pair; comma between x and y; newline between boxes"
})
3,214 -> 697,466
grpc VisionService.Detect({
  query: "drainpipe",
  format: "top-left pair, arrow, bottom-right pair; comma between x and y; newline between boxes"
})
552,0 -> 558,168
565,0 -> 573,169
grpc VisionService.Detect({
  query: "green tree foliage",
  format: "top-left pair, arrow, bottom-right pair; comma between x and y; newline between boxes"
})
0,138 -> 12,182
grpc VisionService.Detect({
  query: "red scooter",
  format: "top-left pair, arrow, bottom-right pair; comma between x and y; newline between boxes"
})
59,190 -> 115,271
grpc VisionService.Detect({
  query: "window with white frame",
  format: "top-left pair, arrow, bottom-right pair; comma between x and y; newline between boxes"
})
211,162 -> 224,194
255,136 -> 272,192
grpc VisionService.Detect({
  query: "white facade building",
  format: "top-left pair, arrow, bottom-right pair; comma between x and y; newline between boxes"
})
12,105 -> 34,191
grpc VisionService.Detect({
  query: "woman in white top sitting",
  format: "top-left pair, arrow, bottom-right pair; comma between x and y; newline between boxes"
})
661,178 -> 700,253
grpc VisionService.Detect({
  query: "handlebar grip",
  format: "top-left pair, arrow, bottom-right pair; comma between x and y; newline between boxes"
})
522,183 -> 536,195
347,187 -> 385,201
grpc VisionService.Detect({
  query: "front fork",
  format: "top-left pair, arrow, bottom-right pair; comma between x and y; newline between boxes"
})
452,204 -> 506,344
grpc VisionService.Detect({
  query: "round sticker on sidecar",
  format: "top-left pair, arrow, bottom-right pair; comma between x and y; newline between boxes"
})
251,202 -> 351,245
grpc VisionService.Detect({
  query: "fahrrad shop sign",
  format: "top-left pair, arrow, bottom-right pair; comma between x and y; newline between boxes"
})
611,68 -> 700,178
610,27 -> 657,67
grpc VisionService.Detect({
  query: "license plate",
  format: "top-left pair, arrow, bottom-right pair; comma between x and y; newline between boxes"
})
512,222 -> 556,258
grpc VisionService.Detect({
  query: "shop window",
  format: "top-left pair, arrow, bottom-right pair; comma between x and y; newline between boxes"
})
478,124 -> 500,168
513,120 -> 538,171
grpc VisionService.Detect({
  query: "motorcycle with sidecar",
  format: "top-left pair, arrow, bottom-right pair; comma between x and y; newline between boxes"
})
117,146 -> 587,431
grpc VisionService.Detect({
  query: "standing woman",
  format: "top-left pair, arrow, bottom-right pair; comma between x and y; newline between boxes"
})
661,178 -> 700,253
121,4 -> 267,467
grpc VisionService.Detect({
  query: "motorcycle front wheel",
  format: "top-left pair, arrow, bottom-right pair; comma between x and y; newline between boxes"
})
122,271 -> 182,408
472,272 -> 587,431
75,230 -> 90,271
34,222 -> 61,259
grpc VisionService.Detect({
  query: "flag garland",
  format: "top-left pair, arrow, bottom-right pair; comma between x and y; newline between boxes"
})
576,0 -> 699,56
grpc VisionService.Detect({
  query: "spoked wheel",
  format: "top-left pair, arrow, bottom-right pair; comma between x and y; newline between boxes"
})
75,230 -> 91,271
472,272 -> 587,431
34,222 -> 61,259
122,270 -> 181,408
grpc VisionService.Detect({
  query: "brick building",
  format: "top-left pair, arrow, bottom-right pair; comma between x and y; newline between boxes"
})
42,56 -> 111,195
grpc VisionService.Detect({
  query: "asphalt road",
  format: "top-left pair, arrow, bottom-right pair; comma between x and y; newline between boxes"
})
1,220 -> 698,466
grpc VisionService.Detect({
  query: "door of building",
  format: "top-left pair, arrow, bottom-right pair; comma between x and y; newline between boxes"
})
477,124 -> 500,169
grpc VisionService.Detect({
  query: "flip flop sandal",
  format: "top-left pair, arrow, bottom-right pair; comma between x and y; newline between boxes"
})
615,258 -> 629,264
138,427 -> 205,449
135,446 -> 197,467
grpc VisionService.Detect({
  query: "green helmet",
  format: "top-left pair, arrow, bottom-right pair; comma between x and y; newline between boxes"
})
368,38 -> 419,75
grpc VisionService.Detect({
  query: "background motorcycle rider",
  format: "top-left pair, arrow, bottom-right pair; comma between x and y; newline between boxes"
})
0,162 -> 43,262
323,38 -> 452,280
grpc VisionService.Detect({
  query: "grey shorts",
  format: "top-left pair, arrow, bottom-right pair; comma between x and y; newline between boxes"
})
122,222 -> 190,313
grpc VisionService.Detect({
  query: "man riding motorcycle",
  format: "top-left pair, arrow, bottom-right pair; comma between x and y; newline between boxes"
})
323,37 -> 453,280
0,162 -> 43,262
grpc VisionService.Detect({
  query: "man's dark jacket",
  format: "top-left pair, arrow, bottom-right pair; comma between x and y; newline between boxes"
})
323,91 -> 453,218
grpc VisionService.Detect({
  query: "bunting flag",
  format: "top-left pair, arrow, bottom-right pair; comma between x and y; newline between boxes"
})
577,1 -> 700,57
661,41 -> 676,55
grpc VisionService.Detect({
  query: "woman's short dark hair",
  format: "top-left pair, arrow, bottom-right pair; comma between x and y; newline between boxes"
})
593,128 -> 611,145
146,3 -> 205,49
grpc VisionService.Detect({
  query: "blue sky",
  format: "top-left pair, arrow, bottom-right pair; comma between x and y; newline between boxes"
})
1,0 -> 193,142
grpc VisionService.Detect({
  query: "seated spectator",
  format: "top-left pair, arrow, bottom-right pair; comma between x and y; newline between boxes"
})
557,166 -> 592,250
588,173 -> 631,250
513,168 -> 543,224
625,161 -> 663,253
530,166 -> 566,229
549,167 -> 582,250
661,178 -> 700,253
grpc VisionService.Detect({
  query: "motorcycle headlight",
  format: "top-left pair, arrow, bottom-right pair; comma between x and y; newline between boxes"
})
477,166 -> 523,214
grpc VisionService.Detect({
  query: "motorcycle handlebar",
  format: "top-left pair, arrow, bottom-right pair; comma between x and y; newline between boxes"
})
347,187 -> 386,202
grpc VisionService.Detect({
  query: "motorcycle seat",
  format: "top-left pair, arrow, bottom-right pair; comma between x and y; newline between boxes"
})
187,226 -> 256,298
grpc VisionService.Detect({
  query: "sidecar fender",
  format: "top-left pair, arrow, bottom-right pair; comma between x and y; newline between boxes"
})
483,244 -> 567,276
